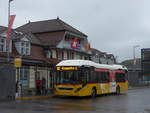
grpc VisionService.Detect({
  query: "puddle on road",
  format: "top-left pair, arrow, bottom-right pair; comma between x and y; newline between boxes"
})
52,101 -> 95,112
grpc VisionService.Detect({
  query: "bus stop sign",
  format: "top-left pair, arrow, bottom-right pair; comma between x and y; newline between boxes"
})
14,58 -> 22,68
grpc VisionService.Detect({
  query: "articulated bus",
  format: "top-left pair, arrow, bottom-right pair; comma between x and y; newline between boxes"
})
54,60 -> 128,97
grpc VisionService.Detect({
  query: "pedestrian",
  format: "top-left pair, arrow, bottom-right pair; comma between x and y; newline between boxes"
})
36,77 -> 42,95
18,81 -> 22,97
41,77 -> 46,95
16,81 -> 19,97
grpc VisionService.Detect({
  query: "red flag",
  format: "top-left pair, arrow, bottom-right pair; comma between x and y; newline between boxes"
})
6,15 -> 16,45
71,39 -> 78,49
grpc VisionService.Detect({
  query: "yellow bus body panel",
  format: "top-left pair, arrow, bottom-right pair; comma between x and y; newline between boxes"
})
116,81 -> 128,92
55,81 -> 128,97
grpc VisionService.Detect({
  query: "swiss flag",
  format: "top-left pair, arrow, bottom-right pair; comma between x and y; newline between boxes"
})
71,39 -> 78,49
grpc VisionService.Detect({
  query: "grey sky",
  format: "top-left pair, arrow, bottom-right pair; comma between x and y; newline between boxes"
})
1,0 -> 150,62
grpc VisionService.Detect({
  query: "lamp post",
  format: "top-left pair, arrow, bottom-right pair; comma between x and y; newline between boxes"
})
133,45 -> 140,65
115,56 -> 118,64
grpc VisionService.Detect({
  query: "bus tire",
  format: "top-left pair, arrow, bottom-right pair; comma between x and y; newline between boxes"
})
116,86 -> 120,95
91,88 -> 97,97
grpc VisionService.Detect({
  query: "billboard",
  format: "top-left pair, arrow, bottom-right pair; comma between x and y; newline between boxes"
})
141,48 -> 150,61
141,48 -> 150,75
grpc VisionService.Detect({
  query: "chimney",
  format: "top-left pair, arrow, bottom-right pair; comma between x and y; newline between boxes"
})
57,16 -> 60,20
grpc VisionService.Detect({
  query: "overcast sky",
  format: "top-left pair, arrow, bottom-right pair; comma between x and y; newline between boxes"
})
1,0 -> 150,62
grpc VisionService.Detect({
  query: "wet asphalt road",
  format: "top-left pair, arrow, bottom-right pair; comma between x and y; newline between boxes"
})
0,88 -> 150,113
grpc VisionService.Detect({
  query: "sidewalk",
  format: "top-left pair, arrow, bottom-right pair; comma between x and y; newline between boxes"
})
16,89 -> 55,101
16,95 -> 55,101
128,85 -> 150,90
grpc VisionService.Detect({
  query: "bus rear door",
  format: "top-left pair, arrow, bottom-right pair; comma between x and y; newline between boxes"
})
109,71 -> 116,93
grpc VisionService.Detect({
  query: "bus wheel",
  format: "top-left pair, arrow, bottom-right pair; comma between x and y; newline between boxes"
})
116,86 -> 120,95
91,88 -> 97,98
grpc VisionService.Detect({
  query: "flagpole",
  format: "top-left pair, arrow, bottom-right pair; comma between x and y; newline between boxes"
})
8,0 -> 10,22
7,0 -> 10,62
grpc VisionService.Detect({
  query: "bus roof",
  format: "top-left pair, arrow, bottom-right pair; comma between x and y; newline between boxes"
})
56,60 -> 127,71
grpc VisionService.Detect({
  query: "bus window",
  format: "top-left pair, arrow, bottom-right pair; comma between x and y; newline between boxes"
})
90,71 -> 98,83
56,71 -> 61,84
116,73 -> 126,82
100,72 -> 109,83
80,69 -> 89,84
96,72 -> 100,83
90,71 -> 109,83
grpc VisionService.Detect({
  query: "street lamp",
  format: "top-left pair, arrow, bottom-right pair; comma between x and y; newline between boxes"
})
133,45 -> 140,65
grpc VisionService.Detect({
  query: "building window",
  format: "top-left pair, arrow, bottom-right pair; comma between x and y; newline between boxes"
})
80,55 -> 82,59
52,50 -> 57,58
67,51 -> 74,59
63,51 -> 67,60
62,51 -> 64,60
71,52 -> 74,59
65,37 -> 69,41
46,50 -> 52,58
57,51 -> 62,60
0,38 -> 6,52
20,41 -> 30,55
67,51 -> 70,59
20,67 -> 29,88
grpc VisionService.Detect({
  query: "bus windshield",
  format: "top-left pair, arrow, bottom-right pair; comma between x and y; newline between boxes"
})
56,70 -> 87,84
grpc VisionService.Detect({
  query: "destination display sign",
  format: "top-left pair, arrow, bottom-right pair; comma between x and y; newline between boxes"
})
56,66 -> 78,71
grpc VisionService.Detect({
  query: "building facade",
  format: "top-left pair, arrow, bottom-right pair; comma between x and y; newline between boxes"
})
121,58 -> 142,86
90,48 -> 116,64
0,18 -> 90,95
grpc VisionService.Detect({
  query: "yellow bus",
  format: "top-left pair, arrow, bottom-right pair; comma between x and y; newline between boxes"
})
54,60 -> 128,97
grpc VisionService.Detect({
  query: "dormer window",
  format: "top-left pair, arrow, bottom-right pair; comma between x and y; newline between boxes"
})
0,37 -> 11,52
20,41 -> 30,55
15,36 -> 31,56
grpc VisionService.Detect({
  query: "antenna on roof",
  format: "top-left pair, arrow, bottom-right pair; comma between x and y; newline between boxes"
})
57,16 -> 60,20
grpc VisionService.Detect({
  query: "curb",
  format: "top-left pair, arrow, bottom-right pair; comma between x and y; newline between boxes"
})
128,86 -> 150,90
16,95 -> 55,101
